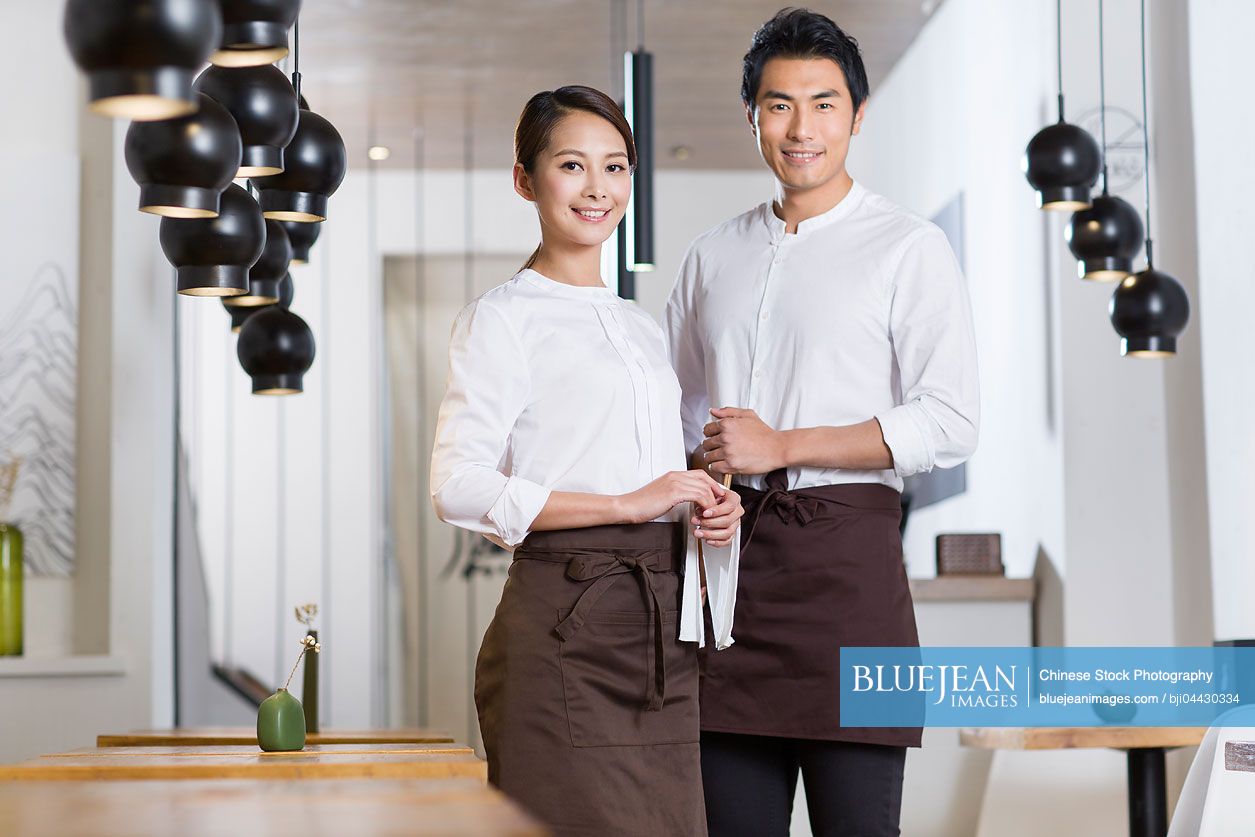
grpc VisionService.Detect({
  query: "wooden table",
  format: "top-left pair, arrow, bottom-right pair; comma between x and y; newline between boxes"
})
0,778 -> 545,836
0,744 -> 486,782
96,727 -> 455,747
961,727 -> 1206,837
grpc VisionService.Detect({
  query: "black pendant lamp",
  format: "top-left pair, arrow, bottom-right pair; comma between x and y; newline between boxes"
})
275,271 -> 295,308
623,0 -> 655,272
238,306 -> 315,395
224,301 -> 256,333
160,183 -> 266,296
124,93 -> 242,218
224,270 -> 294,332
282,220 -> 321,264
64,0 -> 222,121
225,219 -> 291,307
194,65 -> 299,177
1068,197 -> 1144,281
249,19 -> 346,222
1109,0 -> 1190,357
251,109 -> 346,222
212,0 -> 302,68
1022,0 -> 1101,211
1065,0 -> 1143,282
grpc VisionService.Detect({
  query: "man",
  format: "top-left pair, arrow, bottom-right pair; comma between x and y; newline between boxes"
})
664,8 -> 979,836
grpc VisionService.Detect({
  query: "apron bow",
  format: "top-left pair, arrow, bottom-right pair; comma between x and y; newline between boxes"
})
554,549 -> 669,712
741,468 -> 822,553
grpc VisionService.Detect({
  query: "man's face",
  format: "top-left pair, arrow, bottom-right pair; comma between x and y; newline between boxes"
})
748,56 -> 865,195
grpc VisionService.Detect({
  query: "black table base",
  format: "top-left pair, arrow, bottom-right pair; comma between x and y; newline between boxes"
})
1127,747 -> 1167,837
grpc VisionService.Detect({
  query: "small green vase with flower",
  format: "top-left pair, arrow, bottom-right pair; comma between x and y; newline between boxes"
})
257,630 -> 322,752
0,459 -> 23,657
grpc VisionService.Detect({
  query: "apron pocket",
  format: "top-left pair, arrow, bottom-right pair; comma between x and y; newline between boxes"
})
558,608 -> 699,748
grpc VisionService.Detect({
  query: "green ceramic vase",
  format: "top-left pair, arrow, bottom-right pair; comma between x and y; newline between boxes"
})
0,523 -> 22,657
257,688 -> 306,752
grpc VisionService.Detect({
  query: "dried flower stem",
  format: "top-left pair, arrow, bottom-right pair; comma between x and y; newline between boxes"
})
0,457 -> 20,522
282,633 -> 322,691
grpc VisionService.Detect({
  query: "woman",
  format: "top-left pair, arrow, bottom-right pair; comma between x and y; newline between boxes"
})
430,86 -> 742,836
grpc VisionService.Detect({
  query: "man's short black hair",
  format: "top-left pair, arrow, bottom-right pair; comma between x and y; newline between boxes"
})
741,7 -> 870,112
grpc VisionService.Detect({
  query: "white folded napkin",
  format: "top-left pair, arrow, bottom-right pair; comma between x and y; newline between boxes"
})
679,525 -> 739,650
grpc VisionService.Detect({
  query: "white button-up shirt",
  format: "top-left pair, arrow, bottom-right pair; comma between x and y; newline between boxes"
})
664,182 -> 979,492
430,268 -> 737,648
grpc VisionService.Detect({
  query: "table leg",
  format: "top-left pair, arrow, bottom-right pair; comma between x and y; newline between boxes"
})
1126,747 -> 1167,837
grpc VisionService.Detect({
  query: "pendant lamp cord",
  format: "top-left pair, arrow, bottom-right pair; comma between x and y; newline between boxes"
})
1098,0 -> 1109,194
1139,0 -> 1154,267
1055,0 -> 1064,120
637,0 -> 645,51
610,0 -> 619,99
292,17 -> 302,102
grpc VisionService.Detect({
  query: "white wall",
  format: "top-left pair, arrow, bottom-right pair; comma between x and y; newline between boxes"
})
0,0 -> 174,760
1187,0 -> 1255,643
1053,0 -> 1211,653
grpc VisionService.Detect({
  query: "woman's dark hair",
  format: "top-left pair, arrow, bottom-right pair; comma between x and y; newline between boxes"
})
515,85 -> 636,272
741,8 -> 869,113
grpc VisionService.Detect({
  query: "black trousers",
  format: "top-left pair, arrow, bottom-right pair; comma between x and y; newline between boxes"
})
701,731 -> 906,837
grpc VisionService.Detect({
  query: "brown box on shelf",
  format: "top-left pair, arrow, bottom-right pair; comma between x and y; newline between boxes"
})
935,533 -> 1004,576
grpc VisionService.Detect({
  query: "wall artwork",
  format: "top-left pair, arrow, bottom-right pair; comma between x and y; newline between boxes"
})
0,156 -> 79,576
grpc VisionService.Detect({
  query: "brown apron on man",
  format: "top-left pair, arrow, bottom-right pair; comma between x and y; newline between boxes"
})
699,469 -> 922,748
475,521 -> 707,836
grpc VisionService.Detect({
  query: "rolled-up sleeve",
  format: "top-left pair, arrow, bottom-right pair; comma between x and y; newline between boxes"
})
663,245 -> 711,458
430,300 -> 550,547
875,225 -> 980,477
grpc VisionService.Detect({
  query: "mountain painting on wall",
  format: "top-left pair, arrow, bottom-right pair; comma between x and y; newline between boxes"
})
0,157 -> 79,576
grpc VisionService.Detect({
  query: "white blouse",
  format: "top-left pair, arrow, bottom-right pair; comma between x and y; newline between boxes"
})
664,182 -> 980,493
430,269 -> 737,649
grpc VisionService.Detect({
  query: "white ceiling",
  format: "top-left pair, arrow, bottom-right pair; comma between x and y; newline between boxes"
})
296,0 -> 943,170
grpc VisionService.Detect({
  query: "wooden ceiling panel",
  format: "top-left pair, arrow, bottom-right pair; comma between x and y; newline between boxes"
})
295,0 -> 942,169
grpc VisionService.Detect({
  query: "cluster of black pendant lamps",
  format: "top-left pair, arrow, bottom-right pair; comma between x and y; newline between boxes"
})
63,0 -> 344,393
1023,0 -> 1189,357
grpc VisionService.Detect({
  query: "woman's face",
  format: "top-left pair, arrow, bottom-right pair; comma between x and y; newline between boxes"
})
514,110 -> 632,251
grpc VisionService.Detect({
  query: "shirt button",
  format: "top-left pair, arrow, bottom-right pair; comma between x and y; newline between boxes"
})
753,369 -> 762,378
760,311 -> 770,320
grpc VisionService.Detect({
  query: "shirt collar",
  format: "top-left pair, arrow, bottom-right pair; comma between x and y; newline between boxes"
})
519,268 -> 618,302
761,180 -> 866,243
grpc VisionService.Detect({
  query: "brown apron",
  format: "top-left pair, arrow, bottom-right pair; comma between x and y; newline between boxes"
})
699,469 -> 922,748
475,522 -> 707,837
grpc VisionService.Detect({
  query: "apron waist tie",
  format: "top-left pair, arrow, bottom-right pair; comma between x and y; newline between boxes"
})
525,548 -> 672,712
740,468 -> 822,554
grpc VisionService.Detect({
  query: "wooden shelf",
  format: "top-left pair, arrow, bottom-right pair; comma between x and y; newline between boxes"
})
0,655 -> 125,679
910,576 -> 1035,602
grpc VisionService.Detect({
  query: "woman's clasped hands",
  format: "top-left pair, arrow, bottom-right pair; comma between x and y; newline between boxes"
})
618,470 -> 743,547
